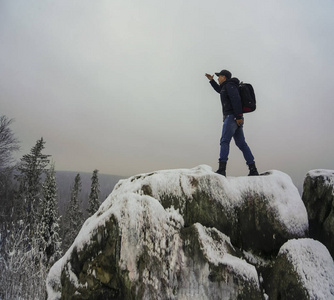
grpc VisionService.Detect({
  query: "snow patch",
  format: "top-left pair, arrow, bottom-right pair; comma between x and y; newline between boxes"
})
279,238 -> 334,299
226,170 -> 308,236
307,169 -> 334,190
195,223 -> 259,287
46,258 -> 63,300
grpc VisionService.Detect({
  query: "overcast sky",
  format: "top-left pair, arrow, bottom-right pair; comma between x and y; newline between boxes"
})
1,0 -> 334,188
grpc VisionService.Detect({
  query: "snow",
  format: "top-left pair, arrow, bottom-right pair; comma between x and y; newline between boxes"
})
307,169 -> 334,189
112,193 -> 184,282
110,165 -> 308,236
46,258 -> 63,300
46,165 -> 310,299
279,238 -> 334,299
307,169 -> 334,178
47,185 -> 186,297
243,250 -> 271,269
195,223 -> 259,287
225,170 -> 308,235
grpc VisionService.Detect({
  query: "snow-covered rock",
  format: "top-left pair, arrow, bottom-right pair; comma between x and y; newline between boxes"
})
47,165 -> 310,299
303,169 -> 334,258
267,238 -> 334,299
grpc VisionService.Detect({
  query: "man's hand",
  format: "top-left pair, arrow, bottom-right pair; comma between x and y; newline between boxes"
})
205,73 -> 214,81
236,119 -> 244,126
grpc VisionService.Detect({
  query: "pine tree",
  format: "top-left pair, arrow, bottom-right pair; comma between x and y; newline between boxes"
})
87,169 -> 100,216
40,164 -> 62,268
1,138 -> 50,299
15,137 -> 50,228
62,173 -> 83,250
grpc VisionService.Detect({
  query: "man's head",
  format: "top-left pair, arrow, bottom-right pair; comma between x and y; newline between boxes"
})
215,70 -> 232,84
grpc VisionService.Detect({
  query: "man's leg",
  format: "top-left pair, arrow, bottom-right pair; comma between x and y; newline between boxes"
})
219,115 -> 238,162
234,127 -> 259,175
233,124 -> 255,165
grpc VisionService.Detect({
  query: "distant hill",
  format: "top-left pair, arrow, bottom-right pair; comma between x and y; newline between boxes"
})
55,171 -> 126,217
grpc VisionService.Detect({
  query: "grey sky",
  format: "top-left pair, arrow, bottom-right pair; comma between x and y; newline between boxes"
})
1,0 -> 334,188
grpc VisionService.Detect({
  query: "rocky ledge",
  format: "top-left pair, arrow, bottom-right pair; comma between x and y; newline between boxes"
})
302,169 -> 334,258
47,165 -> 334,300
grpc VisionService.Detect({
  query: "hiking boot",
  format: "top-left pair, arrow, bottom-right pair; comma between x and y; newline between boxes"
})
248,163 -> 259,176
216,161 -> 227,176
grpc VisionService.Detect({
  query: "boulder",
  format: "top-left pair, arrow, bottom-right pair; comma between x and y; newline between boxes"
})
180,223 -> 262,299
123,166 -> 308,255
267,238 -> 334,299
46,165 -> 309,299
302,169 -> 334,258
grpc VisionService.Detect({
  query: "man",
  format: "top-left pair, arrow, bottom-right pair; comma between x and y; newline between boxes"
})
205,69 -> 259,176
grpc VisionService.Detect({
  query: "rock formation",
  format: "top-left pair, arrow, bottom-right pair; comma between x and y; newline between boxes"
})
302,169 -> 334,258
267,238 -> 334,299
46,165 -> 334,300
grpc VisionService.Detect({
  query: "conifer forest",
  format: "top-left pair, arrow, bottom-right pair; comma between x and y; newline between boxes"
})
0,115 -> 101,299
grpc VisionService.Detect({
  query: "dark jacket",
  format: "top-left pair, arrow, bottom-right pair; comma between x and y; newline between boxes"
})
209,77 -> 243,119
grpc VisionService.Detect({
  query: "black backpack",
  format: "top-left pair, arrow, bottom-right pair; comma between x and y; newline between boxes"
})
239,82 -> 256,113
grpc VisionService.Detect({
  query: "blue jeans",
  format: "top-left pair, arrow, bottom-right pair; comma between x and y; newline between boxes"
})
219,115 -> 255,165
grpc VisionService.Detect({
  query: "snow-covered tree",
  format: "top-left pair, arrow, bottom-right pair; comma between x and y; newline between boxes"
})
0,138 -> 53,299
40,163 -> 62,268
62,173 -> 83,251
0,115 -> 20,171
87,169 -> 100,216
15,137 -> 50,228
0,115 -> 19,225
0,221 -> 47,299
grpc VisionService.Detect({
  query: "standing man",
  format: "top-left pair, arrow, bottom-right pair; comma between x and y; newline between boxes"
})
205,69 -> 259,176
